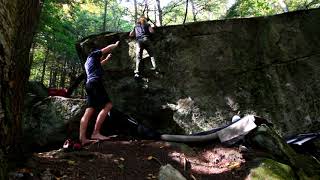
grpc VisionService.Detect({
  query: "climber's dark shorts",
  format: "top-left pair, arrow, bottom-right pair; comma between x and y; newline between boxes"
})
136,37 -> 154,57
85,80 -> 111,110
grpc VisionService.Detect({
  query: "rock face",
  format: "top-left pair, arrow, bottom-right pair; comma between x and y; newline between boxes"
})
76,9 -> 320,135
23,94 -> 86,147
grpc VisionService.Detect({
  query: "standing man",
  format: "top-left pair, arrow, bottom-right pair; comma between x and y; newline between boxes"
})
79,41 -> 119,146
129,16 -> 157,78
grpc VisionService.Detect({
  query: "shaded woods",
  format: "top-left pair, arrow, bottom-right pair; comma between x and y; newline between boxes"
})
1,0 -> 320,179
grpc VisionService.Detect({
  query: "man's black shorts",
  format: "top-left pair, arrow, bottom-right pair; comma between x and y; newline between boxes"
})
85,80 -> 111,110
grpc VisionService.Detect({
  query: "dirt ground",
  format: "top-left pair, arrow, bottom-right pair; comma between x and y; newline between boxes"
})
10,137 -> 256,180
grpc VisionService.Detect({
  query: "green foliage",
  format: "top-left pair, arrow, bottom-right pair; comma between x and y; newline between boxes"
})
161,0 -> 227,25
225,0 -> 283,18
226,0 -> 320,18
286,0 -> 320,10
162,1 -> 185,25
189,0 -> 227,20
30,0 -> 132,89
102,0 -> 132,32
68,3 -> 102,38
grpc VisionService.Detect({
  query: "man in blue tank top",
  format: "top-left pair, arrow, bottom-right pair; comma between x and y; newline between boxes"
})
80,41 -> 119,146
129,16 -> 157,78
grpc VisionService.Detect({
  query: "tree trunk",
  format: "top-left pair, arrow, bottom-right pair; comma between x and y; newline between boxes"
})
41,47 -> 49,83
52,69 -> 58,87
59,59 -> 67,88
154,5 -> 157,25
29,42 -> 36,64
49,67 -> 58,88
49,70 -> 52,86
66,72 -> 85,97
183,0 -> 189,24
190,0 -> 197,21
0,0 -> 41,178
145,0 -> 149,18
103,0 -> 108,32
155,0 -> 162,26
133,0 -> 137,23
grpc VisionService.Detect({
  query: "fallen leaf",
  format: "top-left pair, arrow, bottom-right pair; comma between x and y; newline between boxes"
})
147,156 -> 162,165
17,168 -> 32,173
190,174 -> 197,180
152,175 -> 157,179
67,160 -> 76,165
227,162 -> 241,169
118,164 -> 124,170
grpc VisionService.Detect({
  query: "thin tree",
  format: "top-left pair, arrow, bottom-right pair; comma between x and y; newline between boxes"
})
144,0 -> 149,18
154,4 -> 157,25
59,58 -> 67,88
103,0 -> 108,32
134,0 -> 138,22
190,0 -> 197,21
41,47 -> 49,83
183,0 -> 189,24
155,0 -> 162,26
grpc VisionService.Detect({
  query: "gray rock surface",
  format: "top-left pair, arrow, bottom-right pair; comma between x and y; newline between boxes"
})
23,95 -> 86,147
76,9 -> 320,136
158,164 -> 186,180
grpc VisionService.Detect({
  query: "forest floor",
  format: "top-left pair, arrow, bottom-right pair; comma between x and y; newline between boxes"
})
10,137 -> 260,180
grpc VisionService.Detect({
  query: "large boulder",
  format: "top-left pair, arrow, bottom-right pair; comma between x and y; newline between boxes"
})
23,95 -> 86,147
76,9 -> 320,135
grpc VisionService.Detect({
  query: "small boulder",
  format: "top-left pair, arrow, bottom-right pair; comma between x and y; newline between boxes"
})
158,164 -> 186,180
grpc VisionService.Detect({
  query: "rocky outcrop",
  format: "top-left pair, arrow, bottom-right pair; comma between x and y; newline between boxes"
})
246,158 -> 296,180
77,9 -> 320,135
23,94 -> 86,147
21,83 -> 320,178
250,125 -> 320,179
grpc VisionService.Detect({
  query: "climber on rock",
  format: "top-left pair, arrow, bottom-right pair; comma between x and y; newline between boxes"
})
129,16 -> 158,79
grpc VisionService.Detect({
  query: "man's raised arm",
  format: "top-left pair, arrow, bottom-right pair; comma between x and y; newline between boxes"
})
101,41 -> 119,54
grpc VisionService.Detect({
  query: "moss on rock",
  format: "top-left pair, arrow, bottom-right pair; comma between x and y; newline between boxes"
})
248,158 -> 296,180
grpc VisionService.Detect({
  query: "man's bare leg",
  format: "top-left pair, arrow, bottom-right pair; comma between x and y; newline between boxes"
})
80,107 -> 97,145
91,102 -> 112,140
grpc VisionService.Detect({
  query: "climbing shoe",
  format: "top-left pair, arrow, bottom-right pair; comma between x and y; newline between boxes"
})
134,73 -> 140,79
63,139 -> 82,151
